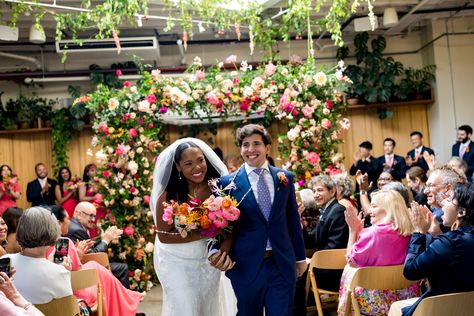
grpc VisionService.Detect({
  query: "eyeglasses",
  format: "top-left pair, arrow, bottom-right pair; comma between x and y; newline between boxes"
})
80,210 -> 96,220
426,182 -> 445,189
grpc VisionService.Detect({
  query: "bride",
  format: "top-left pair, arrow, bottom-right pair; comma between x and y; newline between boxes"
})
150,137 -> 236,316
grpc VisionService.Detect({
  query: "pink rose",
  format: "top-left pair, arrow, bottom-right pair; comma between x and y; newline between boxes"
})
265,63 -> 276,76
148,123 -> 154,129
116,69 -> 122,76
98,122 -> 108,133
307,152 -> 320,164
124,226 -> 135,236
195,70 -> 205,80
144,195 -> 150,204
225,55 -> 237,64
103,170 -> 110,178
116,145 -> 126,155
130,187 -> 137,194
321,118 -> 332,129
129,128 -> 138,138
123,81 -> 131,87
145,94 -> 156,104
301,105 -> 314,118
326,99 -> 333,109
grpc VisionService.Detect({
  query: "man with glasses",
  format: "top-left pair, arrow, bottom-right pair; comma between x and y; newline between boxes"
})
423,166 -> 464,234
67,202 -> 131,288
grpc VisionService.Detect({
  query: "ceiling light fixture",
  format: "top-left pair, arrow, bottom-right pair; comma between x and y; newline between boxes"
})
383,7 -> 399,27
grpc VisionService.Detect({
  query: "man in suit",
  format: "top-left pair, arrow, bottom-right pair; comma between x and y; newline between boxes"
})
26,162 -> 57,206
349,141 -> 379,194
377,137 -> 406,181
311,175 -> 349,291
67,202 -> 131,288
406,131 -> 435,172
451,124 -> 474,181
210,124 -> 306,315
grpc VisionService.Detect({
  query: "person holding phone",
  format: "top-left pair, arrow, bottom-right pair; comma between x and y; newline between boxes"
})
0,271 -> 44,315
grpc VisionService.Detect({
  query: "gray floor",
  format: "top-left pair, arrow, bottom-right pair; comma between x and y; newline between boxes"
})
137,285 -> 162,316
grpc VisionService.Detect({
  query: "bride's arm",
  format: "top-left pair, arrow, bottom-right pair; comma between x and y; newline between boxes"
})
155,192 -> 204,244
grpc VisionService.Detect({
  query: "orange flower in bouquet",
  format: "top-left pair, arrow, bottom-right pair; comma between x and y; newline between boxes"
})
3,173 -> 19,186
66,176 -> 84,191
162,179 -> 241,238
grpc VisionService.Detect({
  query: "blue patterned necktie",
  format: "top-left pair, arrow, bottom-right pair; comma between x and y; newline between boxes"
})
253,168 -> 272,221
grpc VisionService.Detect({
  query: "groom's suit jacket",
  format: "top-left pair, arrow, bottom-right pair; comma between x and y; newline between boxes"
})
220,165 -> 306,285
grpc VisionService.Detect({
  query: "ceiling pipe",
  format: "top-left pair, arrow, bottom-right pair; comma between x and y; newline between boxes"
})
0,52 -> 42,69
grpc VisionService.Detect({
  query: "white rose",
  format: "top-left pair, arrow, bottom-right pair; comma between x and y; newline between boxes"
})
108,98 -> 119,111
145,242 -> 154,253
138,100 -> 151,112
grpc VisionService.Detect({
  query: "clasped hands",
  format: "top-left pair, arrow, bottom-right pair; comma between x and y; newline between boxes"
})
209,250 -> 235,271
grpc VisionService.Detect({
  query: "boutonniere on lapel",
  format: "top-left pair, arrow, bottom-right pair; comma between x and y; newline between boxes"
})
466,146 -> 470,153
277,172 -> 289,188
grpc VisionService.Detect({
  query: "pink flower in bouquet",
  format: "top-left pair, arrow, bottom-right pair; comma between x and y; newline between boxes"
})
151,69 -> 161,80
123,81 -> 131,87
109,216 -> 117,225
265,63 -> 276,76
145,94 -> 156,104
326,99 -> 333,109
129,128 -> 138,138
93,193 -> 103,204
162,206 -> 174,224
225,55 -> 237,64
208,210 -> 228,228
297,179 -> 305,187
301,105 -> 314,118
116,144 -> 126,155
159,106 -> 168,114
307,152 -> 320,164
144,195 -> 150,204
240,101 -> 250,112
103,170 -> 110,178
328,165 -> 342,176
116,69 -> 122,76
321,118 -> 332,129
195,70 -> 206,80
221,206 -> 240,221
124,226 -> 135,236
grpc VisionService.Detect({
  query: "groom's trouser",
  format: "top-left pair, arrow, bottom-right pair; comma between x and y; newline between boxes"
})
231,257 -> 295,316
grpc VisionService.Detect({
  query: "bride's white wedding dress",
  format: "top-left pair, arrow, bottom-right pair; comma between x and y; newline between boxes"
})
154,237 -> 237,316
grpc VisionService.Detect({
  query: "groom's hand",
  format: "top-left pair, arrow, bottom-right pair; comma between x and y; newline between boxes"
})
209,250 -> 235,271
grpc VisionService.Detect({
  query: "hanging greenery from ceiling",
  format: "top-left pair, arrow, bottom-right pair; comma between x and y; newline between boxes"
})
4,0 -> 376,58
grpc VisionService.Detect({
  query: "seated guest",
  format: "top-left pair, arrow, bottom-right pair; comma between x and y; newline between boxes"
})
446,157 -> 468,183
223,154 -> 240,173
389,182 -> 474,316
3,207 -> 23,253
377,138 -> 407,181
67,202 -> 130,288
338,190 -> 420,315
0,217 -> 7,256
332,173 -> 356,209
358,170 -> 397,223
0,165 -> 21,216
406,167 -> 428,206
49,206 -> 142,316
312,175 -> 349,291
0,271 -> 44,315
6,207 -> 72,304
26,163 -> 57,206
55,167 -> 79,219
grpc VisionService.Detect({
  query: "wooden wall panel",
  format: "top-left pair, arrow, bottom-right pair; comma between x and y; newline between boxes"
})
0,101 -> 430,209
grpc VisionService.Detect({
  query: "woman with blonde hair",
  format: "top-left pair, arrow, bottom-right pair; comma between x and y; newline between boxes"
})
337,189 -> 420,315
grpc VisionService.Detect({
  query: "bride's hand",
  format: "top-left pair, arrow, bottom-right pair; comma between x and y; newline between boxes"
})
209,250 -> 235,271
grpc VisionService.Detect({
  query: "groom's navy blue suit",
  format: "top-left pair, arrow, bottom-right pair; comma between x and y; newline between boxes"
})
219,164 -> 306,315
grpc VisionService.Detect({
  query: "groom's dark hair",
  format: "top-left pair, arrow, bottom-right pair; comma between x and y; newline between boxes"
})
236,124 -> 272,147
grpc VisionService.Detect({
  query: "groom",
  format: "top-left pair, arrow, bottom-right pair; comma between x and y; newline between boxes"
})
210,124 -> 307,315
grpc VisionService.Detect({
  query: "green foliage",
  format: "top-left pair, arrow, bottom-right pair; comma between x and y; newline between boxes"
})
52,108 -> 73,174
395,65 -> 436,100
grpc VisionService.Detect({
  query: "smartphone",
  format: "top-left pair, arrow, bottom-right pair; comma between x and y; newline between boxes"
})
0,257 -> 12,277
54,238 -> 69,264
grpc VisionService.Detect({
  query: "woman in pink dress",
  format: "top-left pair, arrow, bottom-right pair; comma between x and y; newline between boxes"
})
48,205 -> 142,316
78,164 -> 105,238
0,165 -> 21,217
55,167 -> 79,219
337,189 -> 420,316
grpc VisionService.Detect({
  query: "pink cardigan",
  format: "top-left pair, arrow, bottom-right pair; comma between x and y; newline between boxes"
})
349,222 -> 411,267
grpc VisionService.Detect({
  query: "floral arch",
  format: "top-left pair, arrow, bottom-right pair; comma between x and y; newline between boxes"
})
84,56 -> 350,290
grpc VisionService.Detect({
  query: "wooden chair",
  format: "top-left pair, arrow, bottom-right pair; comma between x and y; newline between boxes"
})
306,248 -> 347,316
71,269 -> 105,316
35,295 -> 80,316
345,264 -> 417,316
81,252 -> 111,270
413,291 -> 474,316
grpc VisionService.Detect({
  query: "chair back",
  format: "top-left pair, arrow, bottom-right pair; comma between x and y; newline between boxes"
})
81,252 -> 111,270
71,269 -> 105,316
35,295 -> 80,316
347,264 -> 416,316
306,248 -> 347,316
413,291 -> 474,316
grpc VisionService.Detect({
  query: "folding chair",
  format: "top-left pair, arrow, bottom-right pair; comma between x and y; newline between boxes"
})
35,295 -> 80,316
71,269 -> 105,316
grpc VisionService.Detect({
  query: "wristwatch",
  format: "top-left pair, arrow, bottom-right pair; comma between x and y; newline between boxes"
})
360,190 -> 367,195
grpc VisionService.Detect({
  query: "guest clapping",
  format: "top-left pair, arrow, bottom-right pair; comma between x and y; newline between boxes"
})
55,167 -> 79,218
26,163 -> 57,207
0,165 -> 21,216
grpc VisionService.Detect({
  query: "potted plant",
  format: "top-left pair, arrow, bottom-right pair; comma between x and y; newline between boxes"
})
395,65 -> 436,100
32,97 -> 54,127
16,96 -> 35,129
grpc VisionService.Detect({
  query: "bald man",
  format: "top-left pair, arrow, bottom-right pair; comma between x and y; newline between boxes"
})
68,202 -> 130,288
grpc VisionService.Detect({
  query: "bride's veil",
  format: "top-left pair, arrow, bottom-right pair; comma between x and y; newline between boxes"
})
150,137 -> 229,224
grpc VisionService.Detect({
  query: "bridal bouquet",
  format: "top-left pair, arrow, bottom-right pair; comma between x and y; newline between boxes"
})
66,177 -> 84,191
162,180 -> 240,238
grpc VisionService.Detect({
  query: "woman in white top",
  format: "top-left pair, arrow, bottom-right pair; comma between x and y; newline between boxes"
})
8,207 -> 72,304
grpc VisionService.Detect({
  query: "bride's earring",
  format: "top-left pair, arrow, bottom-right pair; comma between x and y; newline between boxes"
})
178,171 -> 182,180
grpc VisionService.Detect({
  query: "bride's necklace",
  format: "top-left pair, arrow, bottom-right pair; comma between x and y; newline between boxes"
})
190,182 -> 203,197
